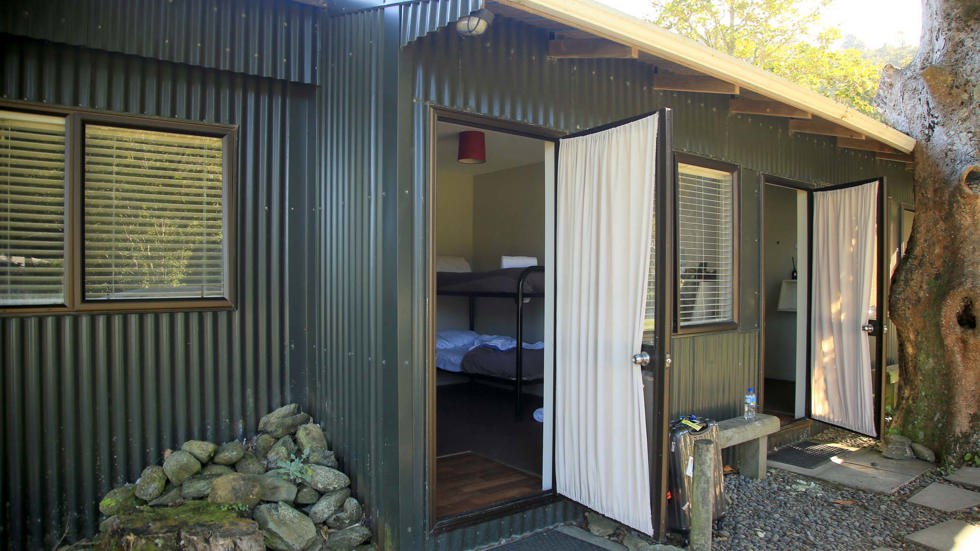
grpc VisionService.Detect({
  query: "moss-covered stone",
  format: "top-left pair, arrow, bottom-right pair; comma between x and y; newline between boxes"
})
235,452 -> 266,475
181,440 -> 218,463
209,473 -> 264,508
162,450 -> 201,485
134,465 -> 167,502
99,485 -> 143,516
97,501 -> 261,550
267,436 -> 297,465
254,433 -> 277,458
202,463 -> 235,476
213,440 -> 246,465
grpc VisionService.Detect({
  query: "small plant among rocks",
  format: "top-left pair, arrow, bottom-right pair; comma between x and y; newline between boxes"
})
271,450 -> 314,485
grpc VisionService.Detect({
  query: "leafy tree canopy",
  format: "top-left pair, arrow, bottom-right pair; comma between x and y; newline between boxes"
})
649,0 -> 908,116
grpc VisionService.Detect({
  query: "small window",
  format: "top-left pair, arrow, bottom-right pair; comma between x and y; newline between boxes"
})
0,111 -> 66,306
83,125 -> 226,301
0,105 -> 235,313
675,157 -> 737,330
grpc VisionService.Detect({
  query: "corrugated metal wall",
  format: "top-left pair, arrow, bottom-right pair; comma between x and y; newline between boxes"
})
314,7 -> 402,548
0,0 -> 320,85
397,12 -> 915,549
0,10 -> 317,547
669,332 -> 760,419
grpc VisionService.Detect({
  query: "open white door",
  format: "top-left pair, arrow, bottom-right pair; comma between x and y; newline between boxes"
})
810,179 -> 882,437
555,113 -> 661,535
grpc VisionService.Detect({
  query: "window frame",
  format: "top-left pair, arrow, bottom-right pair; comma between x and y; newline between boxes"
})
0,101 -> 237,315
672,153 -> 740,334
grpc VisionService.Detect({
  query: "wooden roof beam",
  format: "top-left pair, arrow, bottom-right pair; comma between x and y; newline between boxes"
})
789,118 -> 865,139
548,38 -> 639,59
837,137 -> 914,164
730,98 -> 811,119
654,72 -> 739,95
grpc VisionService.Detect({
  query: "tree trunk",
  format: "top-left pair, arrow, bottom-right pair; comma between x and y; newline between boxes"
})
876,0 -> 980,462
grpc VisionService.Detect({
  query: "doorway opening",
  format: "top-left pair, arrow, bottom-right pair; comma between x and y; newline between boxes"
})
431,119 -> 552,520
762,181 -> 808,425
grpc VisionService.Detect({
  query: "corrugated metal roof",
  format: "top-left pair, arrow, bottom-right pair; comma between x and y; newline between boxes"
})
0,0 -> 320,84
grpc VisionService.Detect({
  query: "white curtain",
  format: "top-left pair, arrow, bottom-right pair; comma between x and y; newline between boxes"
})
811,181 -> 878,436
555,114 -> 658,535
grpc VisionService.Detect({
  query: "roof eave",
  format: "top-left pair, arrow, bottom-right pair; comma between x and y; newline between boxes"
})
496,0 -> 916,154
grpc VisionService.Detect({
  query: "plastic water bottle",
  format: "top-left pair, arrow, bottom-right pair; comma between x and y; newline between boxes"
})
744,387 -> 757,420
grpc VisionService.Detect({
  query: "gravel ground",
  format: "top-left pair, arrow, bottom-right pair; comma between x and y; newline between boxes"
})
586,428 -> 979,551
708,428 -> 980,551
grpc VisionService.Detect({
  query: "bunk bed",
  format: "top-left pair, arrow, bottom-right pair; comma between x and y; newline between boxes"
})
436,265 -> 545,416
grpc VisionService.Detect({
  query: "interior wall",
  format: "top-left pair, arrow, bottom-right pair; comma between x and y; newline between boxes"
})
435,171 -> 475,259
473,163 -> 546,271
763,185 -> 798,381
472,162 -> 546,341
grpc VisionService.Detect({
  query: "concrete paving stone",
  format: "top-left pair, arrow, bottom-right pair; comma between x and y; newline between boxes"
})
908,482 -> 980,512
904,519 -> 980,551
945,466 -> 980,490
841,448 -> 934,477
554,526 -> 627,551
816,460 -> 916,494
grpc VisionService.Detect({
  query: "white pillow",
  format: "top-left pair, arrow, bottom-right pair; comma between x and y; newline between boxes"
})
436,256 -> 471,272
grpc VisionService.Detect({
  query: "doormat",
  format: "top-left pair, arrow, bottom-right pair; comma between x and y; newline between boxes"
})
768,440 -> 844,469
489,528 -> 612,551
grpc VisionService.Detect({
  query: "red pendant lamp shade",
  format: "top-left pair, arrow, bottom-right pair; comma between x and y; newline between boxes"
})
457,131 -> 486,164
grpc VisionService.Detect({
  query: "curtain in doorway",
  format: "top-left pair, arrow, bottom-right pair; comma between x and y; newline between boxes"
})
555,114 -> 658,535
811,181 -> 878,436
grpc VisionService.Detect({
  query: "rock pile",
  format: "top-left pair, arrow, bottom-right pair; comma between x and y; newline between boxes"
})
96,404 -> 372,551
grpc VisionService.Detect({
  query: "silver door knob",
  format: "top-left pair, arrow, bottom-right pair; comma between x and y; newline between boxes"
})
862,323 -> 875,333
632,352 -> 651,366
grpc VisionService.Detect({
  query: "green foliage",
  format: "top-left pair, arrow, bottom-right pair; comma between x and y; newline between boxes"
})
649,0 -> 901,116
965,451 -> 980,467
269,450 -> 312,484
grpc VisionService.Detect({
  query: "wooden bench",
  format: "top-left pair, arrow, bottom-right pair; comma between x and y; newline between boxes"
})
717,414 -> 780,479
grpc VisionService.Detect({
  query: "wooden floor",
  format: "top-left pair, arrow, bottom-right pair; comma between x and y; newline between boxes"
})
435,452 -> 542,519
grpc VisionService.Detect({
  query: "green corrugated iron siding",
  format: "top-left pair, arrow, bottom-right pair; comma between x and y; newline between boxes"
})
0,0 -> 320,84
0,25 -> 317,550
396,12 -> 915,548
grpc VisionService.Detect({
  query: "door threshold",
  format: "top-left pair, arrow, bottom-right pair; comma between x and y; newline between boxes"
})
767,418 -> 830,451
431,491 -> 560,535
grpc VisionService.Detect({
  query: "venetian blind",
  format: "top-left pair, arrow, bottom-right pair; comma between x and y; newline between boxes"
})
677,162 -> 733,325
0,111 -> 66,305
83,125 -> 225,300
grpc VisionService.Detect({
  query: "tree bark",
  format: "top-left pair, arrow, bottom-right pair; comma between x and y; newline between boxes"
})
876,0 -> 980,461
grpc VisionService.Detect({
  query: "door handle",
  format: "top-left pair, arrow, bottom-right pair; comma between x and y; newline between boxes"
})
862,323 -> 874,333
632,352 -> 651,366
862,320 -> 880,336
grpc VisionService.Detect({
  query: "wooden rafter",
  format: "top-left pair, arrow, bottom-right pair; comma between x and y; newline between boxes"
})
874,151 -> 915,164
729,98 -> 811,119
548,38 -> 638,59
789,118 -> 865,139
837,137 -> 900,154
654,72 -> 739,95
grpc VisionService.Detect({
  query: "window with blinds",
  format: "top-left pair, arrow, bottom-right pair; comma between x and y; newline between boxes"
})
0,105 -> 233,312
676,161 -> 736,327
84,125 -> 225,301
0,111 -> 66,306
